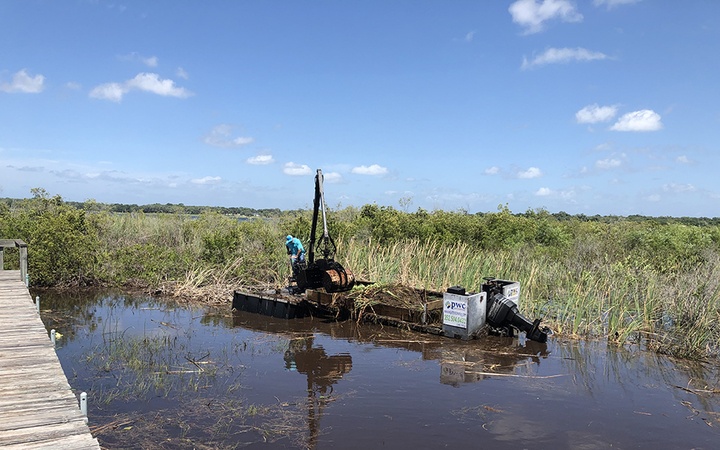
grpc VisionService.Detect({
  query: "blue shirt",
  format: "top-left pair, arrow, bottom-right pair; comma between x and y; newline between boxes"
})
286,237 -> 305,256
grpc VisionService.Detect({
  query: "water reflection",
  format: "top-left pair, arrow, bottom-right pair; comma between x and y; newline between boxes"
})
34,290 -> 720,449
439,340 -> 549,387
284,335 -> 352,450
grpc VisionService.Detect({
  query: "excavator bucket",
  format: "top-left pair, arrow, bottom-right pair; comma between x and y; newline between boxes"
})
297,259 -> 355,293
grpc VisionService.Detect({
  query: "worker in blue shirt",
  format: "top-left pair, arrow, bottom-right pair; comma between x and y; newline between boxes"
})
285,235 -> 306,278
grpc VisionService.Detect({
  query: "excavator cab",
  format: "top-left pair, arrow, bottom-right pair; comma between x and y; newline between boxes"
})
295,169 -> 355,293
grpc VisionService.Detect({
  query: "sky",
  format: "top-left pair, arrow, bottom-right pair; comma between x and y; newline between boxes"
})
1,0 -> 719,217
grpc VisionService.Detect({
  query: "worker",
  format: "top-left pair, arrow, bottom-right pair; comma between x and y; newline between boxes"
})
285,235 -> 306,278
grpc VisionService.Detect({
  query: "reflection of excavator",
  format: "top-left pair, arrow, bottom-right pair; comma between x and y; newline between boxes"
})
284,336 -> 352,450
295,169 -> 355,293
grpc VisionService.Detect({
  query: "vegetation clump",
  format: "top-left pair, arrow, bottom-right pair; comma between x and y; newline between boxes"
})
2,191 -> 720,360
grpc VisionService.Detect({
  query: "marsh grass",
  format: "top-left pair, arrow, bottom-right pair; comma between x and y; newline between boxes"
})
6,194 -> 720,359
340,236 -> 720,359
85,327 -> 225,405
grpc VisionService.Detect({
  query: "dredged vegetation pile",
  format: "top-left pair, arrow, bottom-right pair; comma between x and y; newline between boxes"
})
2,189 -> 720,359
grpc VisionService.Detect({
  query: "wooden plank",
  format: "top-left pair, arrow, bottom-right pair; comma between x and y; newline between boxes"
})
2,433 -> 101,450
0,271 -> 100,448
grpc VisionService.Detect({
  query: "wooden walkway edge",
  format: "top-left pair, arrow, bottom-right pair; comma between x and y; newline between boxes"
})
0,270 -> 100,449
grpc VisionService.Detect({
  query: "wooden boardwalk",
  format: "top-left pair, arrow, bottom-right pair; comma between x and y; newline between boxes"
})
0,270 -> 100,449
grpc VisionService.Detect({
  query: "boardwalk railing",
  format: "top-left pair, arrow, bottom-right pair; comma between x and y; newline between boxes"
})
0,239 -> 28,284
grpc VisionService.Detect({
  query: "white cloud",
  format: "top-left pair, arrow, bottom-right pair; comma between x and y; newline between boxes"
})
176,67 -> 189,80
576,104 -> 618,124
191,176 -> 221,185
522,47 -> 608,69
517,167 -> 542,179
352,164 -> 388,175
595,158 -> 622,169
323,172 -> 342,183
0,69 -> 45,93
203,124 -> 254,148
484,166 -> 500,175
65,82 -> 82,90
610,109 -> 663,131
89,82 -> 125,102
247,154 -> 274,165
509,0 -> 583,34
535,186 -> 578,199
89,72 -> 192,102
663,183 -> 696,193
465,31 -> 475,42
284,162 -> 312,176
676,155 -> 691,164
593,0 -> 641,9
646,194 -> 661,202
126,73 -> 191,97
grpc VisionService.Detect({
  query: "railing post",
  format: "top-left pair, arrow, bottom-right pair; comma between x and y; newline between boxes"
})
0,246 -> 4,270
17,240 -> 28,284
80,392 -> 88,422
35,295 -> 40,312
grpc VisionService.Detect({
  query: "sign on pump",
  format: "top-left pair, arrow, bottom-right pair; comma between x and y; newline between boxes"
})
442,290 -> 486,340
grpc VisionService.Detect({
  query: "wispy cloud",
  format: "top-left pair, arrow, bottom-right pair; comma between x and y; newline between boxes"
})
247,154 -> 274,165
0,69 -> 45,93
509,0 -> 583,35
176,67 -> 189,80
535,186 -> 577,199
576,104 -> 618,124
119,52 -> 159,67
595,158 -> 622,169
191,176 -> 222,185
283,162 -> 312,176
610,109 -> 663,131
663,183 -> 696,193
522,47 -> 608,69
593,0 -> 642,10
203,124 -> 254,148
352,164 -> 388,175
323,172 -> 342,183
484,166 -> 500,175
517,167 -> 542,179
89,72 -> 192,102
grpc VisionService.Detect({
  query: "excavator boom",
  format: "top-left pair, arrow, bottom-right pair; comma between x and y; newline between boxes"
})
296,169 -> 355,293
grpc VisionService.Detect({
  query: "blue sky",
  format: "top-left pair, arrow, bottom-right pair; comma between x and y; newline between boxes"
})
1,0 -> 719,217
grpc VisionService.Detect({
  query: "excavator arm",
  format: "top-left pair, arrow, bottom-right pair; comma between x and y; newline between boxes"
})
296,169 -> 355,293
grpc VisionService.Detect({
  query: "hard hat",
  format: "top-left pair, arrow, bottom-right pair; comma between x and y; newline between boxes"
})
286,235 -> 293,241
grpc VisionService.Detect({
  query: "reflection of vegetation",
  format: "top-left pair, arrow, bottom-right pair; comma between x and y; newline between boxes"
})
556,340 -> 720,428
5,192 -> 720,359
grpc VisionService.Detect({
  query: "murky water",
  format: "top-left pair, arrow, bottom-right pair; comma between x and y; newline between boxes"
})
36,290 -> 720,449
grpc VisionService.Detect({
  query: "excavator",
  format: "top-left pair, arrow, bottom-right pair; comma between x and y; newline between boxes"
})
294,169 -> 355,294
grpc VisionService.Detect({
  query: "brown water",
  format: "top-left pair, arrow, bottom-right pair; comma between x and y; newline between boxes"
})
37,290 -> 720,449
